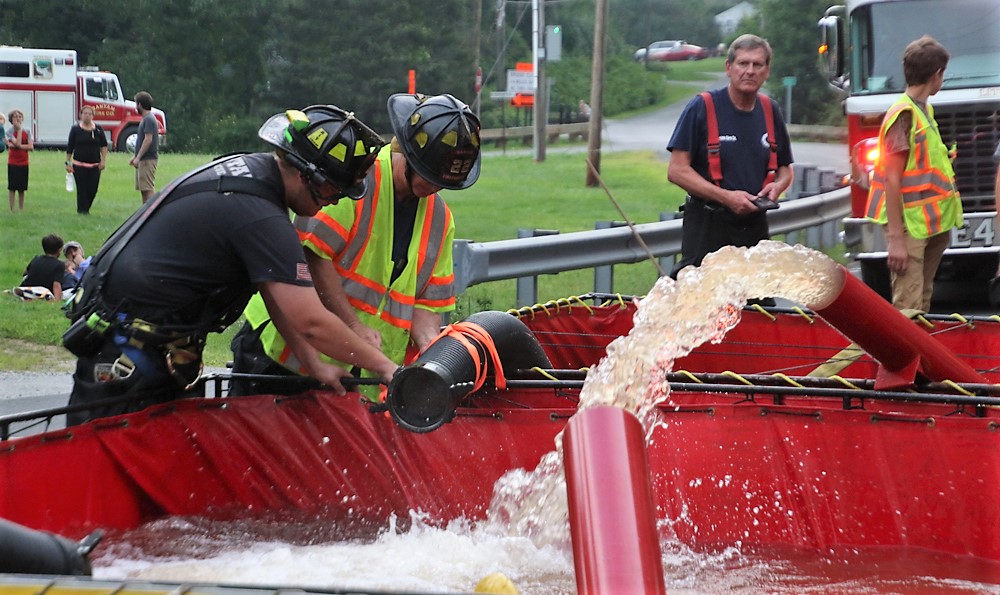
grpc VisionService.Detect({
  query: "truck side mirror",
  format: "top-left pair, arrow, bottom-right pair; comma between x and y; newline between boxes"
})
818,11 -> 847,93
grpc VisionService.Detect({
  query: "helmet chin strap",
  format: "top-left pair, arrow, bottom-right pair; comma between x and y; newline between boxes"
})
400,161 -> 419,201
286,152 -> 339,206
305,176 -> 328,206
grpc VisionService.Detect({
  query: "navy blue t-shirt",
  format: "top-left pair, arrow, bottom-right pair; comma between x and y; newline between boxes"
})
102,153 -> 311,325
667,88 -> 793,198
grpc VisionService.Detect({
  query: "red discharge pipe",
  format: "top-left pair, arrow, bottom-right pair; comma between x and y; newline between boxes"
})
812,265 -> 988,390
563,406 -> 666,595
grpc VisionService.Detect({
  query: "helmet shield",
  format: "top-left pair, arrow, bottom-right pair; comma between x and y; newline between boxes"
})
259,105 -> 385,199
387,93 -> 482,190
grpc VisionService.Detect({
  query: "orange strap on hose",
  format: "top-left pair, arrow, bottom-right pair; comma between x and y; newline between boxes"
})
433,321 -> 508,391
380,322 -> 509,404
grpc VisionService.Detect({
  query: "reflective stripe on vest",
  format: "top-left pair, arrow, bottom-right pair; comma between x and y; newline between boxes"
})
865,95 -> 961,238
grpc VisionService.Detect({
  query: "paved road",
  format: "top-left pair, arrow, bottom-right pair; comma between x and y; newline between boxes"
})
603,109 -> 848,172
523,73 -> 851,174
0,371 -> 73,434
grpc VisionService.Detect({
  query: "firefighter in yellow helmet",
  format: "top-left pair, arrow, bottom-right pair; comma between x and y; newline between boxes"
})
230,93 -> 482,397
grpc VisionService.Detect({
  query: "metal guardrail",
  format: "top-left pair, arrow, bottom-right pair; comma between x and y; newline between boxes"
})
478,122 -> 846,147
453,185 -> 851,305
480,122 -> 590,146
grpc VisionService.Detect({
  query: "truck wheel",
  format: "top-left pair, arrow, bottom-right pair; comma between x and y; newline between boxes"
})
116,125 -> 138,153
859,259 -> 891,302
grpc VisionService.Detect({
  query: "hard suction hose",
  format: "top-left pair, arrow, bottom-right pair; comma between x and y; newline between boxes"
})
0,517 -> 102,575
387,311 -> 551,432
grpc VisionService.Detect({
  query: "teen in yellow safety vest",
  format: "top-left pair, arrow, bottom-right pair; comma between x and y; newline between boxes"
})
863,35 -> 960,313
865,94 -> 962,237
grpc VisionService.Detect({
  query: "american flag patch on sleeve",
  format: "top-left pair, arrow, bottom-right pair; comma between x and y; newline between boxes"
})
296,262 -> 312,282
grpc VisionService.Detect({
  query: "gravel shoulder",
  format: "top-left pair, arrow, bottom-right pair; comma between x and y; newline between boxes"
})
0,341 -> 74,400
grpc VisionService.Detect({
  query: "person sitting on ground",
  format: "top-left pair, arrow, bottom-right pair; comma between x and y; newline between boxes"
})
63,240 -> 91,281
18,234 -> 66,301
62,259 -> 79,293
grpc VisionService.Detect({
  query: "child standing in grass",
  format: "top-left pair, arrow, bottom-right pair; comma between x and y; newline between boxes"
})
6,109 -> 33,212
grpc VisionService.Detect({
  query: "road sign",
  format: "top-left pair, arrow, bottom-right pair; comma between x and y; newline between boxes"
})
783,76 -> 798,87
507,69 -> 535,94
511,93 -> 534,107
490,91 -> 515,100
475,67 -> 483,93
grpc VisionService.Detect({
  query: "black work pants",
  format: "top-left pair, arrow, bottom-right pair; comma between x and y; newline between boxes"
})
67,339 -> 189,426
73,166 -> 102,214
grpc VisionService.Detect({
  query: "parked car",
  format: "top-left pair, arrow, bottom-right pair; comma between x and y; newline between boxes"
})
633,40 -> 681,61
634,40 -> 709,62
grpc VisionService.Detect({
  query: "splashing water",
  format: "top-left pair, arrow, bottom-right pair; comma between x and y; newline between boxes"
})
485,241 -> 843,548
96,241 -> 860,592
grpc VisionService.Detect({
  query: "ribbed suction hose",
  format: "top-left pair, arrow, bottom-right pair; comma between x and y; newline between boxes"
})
387,311 -> 551,432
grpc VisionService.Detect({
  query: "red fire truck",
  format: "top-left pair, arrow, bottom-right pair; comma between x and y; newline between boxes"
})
0,46 -> 166,152
818,0 -> 1000,300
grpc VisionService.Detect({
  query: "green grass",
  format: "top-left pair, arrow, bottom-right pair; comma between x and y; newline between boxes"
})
0,150 -> 214,371
0,149 -> 685,371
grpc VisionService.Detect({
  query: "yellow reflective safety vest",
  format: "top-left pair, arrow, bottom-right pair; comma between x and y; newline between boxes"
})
865,94 -> 962,239
243,145 -> 456,394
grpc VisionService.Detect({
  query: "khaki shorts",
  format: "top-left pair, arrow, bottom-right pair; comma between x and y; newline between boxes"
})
135,159 -> 158,193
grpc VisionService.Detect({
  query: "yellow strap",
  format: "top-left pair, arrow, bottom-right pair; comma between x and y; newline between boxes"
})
806,343 -> 866,378
900,307 -> 934,328
748,303 -> 776,320
771,373 -> 804,388
790,306 -> 814,323
675,369 -> 703,383
829,375 -> 862,390
949,313 -> 969,324
530,366 -> 559,381
567,295 -> 594,314
721,370 -> 753,385
939,379 -> 975,397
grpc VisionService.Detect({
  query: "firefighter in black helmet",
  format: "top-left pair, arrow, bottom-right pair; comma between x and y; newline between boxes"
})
231,93 -> 483,405
387,93 -> 482,190
258,104 -> 384,202
65,104 -> 400,425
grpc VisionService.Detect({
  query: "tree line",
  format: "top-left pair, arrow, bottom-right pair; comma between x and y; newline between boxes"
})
0,0 -> 841,153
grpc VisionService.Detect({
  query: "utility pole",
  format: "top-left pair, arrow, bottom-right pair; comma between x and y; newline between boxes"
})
472,0 -> 483,117
585,0 -> 608,186
532,0 -> 546,162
